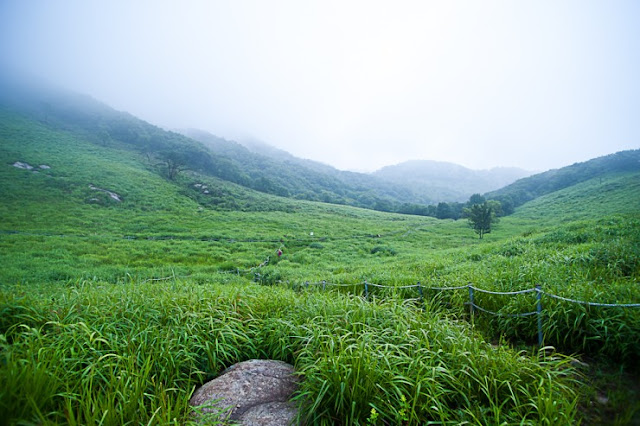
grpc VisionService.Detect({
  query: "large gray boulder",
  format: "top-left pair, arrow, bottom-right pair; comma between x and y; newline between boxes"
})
190,359 -> 300,425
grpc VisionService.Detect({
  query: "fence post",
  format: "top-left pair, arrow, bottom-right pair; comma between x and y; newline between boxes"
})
322,280 -> 326,291
417,281 -> 424,306
364,280 -> 369,299
536,284 -> 543,347
468,284 -> 475,322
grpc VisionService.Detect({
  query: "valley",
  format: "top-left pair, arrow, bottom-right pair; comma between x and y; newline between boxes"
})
1,87 -> 639,424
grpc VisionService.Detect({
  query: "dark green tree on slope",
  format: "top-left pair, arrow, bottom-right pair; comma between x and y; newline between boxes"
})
158,150 -> 187,180
464,201 -> 499,239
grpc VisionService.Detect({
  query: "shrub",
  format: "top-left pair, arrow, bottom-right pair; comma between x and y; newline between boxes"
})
370,246 -> 397,256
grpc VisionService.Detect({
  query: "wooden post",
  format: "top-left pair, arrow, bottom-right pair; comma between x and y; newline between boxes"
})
364,280 -> 369,299
536,284 -> 543,347
468,284 -> 475,322
417,281 -> 424,306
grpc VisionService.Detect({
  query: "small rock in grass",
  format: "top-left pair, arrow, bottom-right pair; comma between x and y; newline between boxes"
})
596,393 -> 609,405
12,161 -> 33,170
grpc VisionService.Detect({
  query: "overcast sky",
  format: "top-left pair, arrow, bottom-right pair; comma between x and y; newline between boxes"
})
1,1 -> 639,172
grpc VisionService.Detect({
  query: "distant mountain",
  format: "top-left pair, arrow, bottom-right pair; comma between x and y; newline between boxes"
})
179,130 -> 335,177
1,77 -> 437,214
240,137 -> 304,163
178,128 -> 429,209
485,149 -> 640,210
201,134 -> 533,204
4,74 -> 634,219
373,160 -> 533,202
238,137 -> 340,175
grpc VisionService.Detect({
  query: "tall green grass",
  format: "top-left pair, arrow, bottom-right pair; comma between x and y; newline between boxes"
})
1,279 -> 580,425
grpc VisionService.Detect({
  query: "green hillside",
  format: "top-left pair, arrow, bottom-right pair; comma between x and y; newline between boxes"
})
514,171 -> 640,222
485,149 -> 640,211
1,88 -> 640,424
1,79 -> 440,214
181,128 -> 434,208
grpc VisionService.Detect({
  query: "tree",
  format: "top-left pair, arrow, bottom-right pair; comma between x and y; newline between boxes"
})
487,200 -> 503,217
97,126 -> 112,147
158,150 -> 187,180
373,198 -> 393,212
494,195 -> 514,216
436,202 -> 452,219
468,193 -> 486,206
464,201 -> 499,239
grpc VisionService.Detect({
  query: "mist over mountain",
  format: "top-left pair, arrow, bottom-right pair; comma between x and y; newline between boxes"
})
181,128 -> 534,205
178,128 -> 427,208
373,160 -> 534,202
228,135 -> 533,202
2,74 -> 636,221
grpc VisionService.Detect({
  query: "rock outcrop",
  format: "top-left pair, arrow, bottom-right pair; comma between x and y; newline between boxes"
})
190,359 -> 300,425
88,184 -> 121,202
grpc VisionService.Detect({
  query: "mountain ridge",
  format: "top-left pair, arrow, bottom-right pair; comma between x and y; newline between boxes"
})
181,128 -> 532,204
485,149 -> 640,210
2,76 -> 637,219
372,159 -> 533,202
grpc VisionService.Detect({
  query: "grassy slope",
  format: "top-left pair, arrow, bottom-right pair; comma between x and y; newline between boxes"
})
514,171 -> 640,222
485,149 -> 640,208
1,109 -> 640,424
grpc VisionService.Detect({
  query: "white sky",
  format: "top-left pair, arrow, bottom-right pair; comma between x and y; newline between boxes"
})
1,0 -> 639,172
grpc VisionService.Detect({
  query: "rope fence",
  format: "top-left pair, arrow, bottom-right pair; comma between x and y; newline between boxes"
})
82,268 -> 638,349
277,280 -> 639,346
241,255 -> 640,342
539,291 -> 640,308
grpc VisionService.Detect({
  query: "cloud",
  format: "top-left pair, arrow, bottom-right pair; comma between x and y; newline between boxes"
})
1,0 -> 639,171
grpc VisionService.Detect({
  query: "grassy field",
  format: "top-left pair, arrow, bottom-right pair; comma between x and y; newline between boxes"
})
1,109 -> 640,424
1,280 -> 583,425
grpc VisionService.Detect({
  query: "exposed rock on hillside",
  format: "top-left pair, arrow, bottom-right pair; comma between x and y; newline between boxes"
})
89,184 -> 121,202
12,161 -> 51,171
12,161 -> 34,170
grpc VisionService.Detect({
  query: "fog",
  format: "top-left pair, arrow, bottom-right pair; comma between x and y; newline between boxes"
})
1,0 -> 639,172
